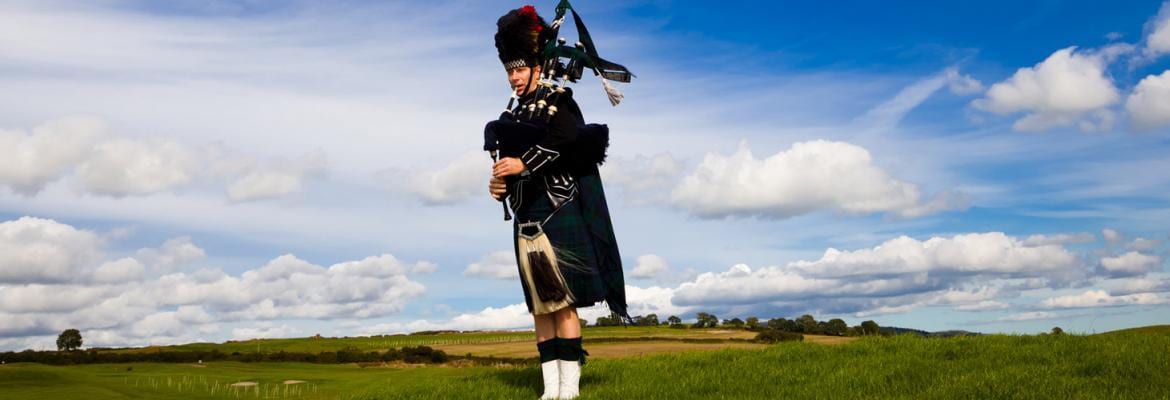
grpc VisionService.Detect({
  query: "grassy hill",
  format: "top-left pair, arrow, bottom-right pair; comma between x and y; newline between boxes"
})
1096,324 -> 1170,336
2,325 -> 1168,399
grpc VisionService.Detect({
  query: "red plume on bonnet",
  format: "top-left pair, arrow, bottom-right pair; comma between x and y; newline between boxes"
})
519,5 -> 543,33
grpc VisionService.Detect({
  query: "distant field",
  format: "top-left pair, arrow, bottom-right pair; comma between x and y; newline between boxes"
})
2,326 -> 1168,399
102,326 -> 769,356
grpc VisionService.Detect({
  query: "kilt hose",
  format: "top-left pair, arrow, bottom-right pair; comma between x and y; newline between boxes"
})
512,172 -> 629,320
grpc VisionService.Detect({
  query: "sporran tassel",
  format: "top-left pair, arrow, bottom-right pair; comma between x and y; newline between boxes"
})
517,222 -> 574,314
527,242 -> 567,302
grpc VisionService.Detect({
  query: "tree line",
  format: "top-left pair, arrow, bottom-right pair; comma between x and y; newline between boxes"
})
591,312 -> 882,337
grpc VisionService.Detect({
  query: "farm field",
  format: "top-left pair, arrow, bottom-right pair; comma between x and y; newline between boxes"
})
102,326 -> 763,355
2,326 -> 1168,399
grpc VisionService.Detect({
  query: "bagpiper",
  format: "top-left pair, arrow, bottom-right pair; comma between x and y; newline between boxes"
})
485,2 -> 634,398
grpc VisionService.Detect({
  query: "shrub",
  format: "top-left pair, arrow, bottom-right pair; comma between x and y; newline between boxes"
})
755,330 -> 804,343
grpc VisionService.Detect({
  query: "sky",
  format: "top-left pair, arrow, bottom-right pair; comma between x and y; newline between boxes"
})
2,0 -> 1170,351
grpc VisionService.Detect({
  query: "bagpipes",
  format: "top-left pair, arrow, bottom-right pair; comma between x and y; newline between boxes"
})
484,0 -> 632,314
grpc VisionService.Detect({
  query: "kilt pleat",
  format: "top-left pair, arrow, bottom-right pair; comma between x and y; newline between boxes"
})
512,173 -> 624,315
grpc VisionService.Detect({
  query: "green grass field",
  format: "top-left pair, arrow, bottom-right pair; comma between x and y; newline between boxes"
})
102,326 -> 756,356
3,326 -> 1168,399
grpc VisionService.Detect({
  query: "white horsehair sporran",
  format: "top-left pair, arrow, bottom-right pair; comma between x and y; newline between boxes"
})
516,221 -> 575,314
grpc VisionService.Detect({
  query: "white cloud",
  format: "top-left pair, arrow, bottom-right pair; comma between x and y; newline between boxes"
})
630,254 -> 669,279
956,300 -> 1010,311
0,216 -> 431,349
671,141 -> 961,219
362,283 -> 692,335
232,323 -> 300,340
669,232 -> 1085,318
1022,232 -> 1096,246
945,67 -> 984,96
1100,252 -> 1162,276
411,261 -> 438,274
998,311 -> 1059,322
620,285 -> 690,318
0,116 -> 103,195
464,250 -> 518,280
1144,1 -> 1170,58
1103,228 -> 1123,244
972,47 -> 1123,132
600,153 -> 685,202
791,232 -> 1080,278
227,171 -> 302,202
129,309 -> 205,339
134,236 -> 206,274
673,263 -> 889,307
853,287 -> 1005,317
0,216 -> 103,284
0,284 -> 115,313
1,117 -> 328,201
1041,289 -> 1166,308
74,137 -> 198,196
92,258 -> 145,283
1125,70 -> 1170,131
360,303 -> 535,334
225,150 -> 327,202
438,303 -> 534,331
1127,237 -> 1163,252
1104,275 -> 1170,295
408,152 -> 489,206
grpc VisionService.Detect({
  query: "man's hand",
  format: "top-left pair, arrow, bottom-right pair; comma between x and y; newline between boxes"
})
492,157 -> 527,178
489,176 -> 507,200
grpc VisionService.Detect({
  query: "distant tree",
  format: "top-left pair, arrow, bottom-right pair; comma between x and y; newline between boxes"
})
861,320 -> 881,336
767,318 -> 783,331
784,319 -> 799,332
579,318 -> 588,330
723,318 -> 745,329
797,314 -> 818,333
846,326 -> 859,337
1051,327 -> 1064,335
705,313 -> 719,328
745,317 -> 760,330
641,314 -> 659,326
826,319 -> 848,336
755,330 -> 804,344
768,318 -> 797,332
596,312 -> 626,327
667,315 -> 682,326
56,329 -> 82,352
693,312 -> 718,328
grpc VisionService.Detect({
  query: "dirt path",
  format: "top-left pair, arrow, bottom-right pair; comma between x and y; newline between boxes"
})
435,340 -> 768,359
434,334 -> 857,360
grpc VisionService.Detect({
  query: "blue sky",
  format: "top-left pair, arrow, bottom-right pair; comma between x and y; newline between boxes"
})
2,0 -> 1170,351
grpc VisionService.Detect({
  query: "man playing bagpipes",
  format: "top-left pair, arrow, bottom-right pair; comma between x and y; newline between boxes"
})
485,2 -> 633,399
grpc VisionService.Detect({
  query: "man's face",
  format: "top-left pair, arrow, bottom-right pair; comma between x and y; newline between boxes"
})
507,65 -> 541,96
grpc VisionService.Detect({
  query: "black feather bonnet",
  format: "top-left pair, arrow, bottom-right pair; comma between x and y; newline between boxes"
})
495,5 -> 552,70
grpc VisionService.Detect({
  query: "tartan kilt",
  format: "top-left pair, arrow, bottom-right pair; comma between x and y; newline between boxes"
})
512,173 -> 625,314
